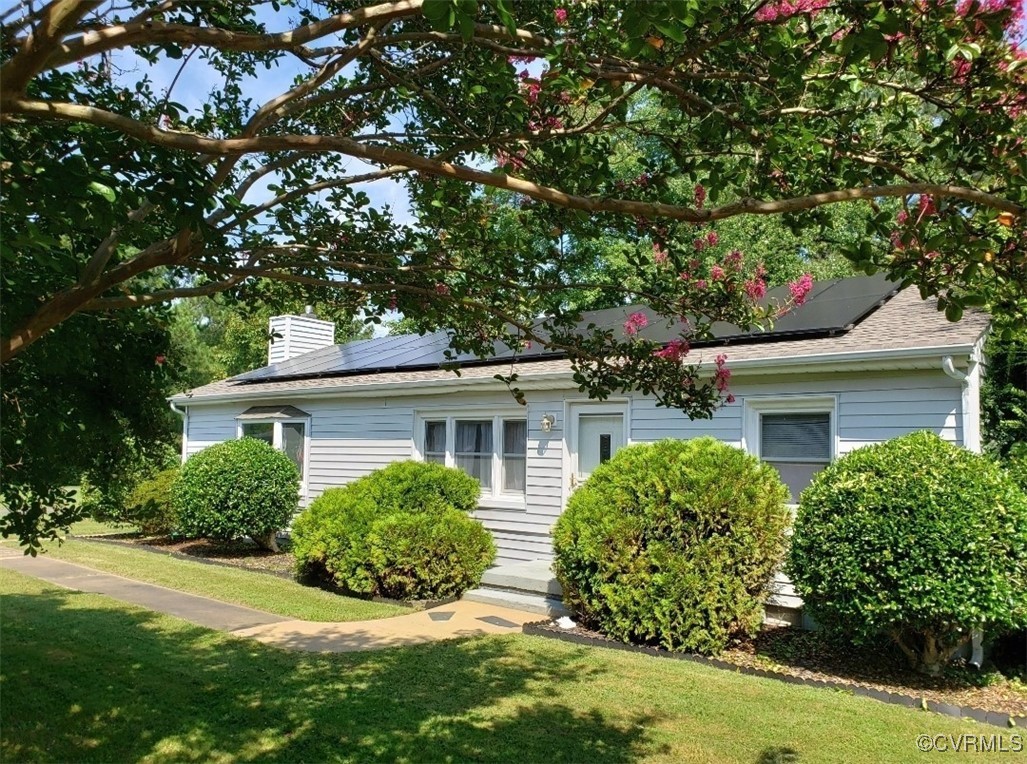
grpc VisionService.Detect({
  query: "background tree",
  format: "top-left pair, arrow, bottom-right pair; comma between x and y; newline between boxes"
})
2,0 -> 1026,547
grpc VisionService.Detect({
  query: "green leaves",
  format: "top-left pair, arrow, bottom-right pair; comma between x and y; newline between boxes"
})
86,181 -> 116,203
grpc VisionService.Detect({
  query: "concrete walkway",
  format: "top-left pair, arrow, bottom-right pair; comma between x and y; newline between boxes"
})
0,547 -> 539,652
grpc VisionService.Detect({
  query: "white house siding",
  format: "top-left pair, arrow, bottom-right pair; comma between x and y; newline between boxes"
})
182,367 -> 966,570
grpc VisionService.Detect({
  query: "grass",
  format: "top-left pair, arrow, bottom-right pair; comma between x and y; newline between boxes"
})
1,568 -> 1006,764
66,518 -> 126,536
23,538 -> 404,623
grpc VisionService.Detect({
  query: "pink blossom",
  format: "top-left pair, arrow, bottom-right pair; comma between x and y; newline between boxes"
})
706,231 -> 719,247
554,7 -> 568,24
896,209 -> 909,225
692,237 -> 706,252
714,365 -> 731,392
653,243 -> 668,265
788,273 -> 814,305
715,353 -> 728,367
744,278 -> 768,301
710,265 -> 725,280
755,0 -> 831,23
694,183 -> 706,208
726,394 -> 736,404
916,194 -> 936,221
695,279 -> 708,290
523,81 -> 542,103
654,339 -> 689,362
155,353 -> 166,366
435,283 -> 451,296
624,311 -> 649,336
727,249 -> 744,266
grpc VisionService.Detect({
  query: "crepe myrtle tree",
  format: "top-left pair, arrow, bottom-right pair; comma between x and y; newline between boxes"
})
1,1 -> 1026,547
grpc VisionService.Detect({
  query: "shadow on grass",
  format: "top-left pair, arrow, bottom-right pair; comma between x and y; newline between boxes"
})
1,586 -> 660,762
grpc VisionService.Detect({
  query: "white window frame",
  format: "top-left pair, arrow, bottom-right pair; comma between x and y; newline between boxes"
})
236,416 -> 311,499
413,409 -> 528,510
742,395 -> 837,506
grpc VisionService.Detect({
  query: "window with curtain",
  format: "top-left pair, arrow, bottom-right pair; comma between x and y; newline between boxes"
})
424,420 -> 447,464
760,412 -> 831,502
501,419 -> 527,493
455,420 -> 493,489
421,415 -> 528,498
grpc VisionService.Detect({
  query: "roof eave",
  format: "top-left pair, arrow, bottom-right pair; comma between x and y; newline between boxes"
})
170,342 -> 978,406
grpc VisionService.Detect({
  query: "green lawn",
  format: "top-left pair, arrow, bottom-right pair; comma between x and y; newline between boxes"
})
28,538 -> 404,622
67,518 -> 127,536
1,569 -> 1005,764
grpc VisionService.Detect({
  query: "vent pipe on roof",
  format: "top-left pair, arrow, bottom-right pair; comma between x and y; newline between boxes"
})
268,311 -> 336,365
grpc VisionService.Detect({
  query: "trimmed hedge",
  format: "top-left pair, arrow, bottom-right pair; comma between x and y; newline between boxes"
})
173,438 -> 299,551
553,438 -> 791,655
788,431 -> 1027,675
1006,442 -> 1027,494
292,461 -> 494,600
124,467 -> 180,536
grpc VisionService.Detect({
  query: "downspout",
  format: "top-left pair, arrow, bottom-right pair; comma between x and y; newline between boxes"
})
169,400 -> 188,465
941,355 -> 985,668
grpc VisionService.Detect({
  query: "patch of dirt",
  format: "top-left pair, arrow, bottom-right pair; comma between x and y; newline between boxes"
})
84,533 -> 297,578
544,621 -> 1027,718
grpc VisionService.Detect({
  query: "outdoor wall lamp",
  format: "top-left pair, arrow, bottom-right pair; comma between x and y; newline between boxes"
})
540,413 -> 556,433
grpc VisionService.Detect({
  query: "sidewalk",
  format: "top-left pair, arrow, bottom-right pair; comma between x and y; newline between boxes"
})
0,547 -> 538,652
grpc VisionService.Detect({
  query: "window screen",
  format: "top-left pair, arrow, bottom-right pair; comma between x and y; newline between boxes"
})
761,413 -> 831,461
241,422 -> 274,445
424,421 -> 447,465
501,420 -> 527,493
455,420 -> 493,488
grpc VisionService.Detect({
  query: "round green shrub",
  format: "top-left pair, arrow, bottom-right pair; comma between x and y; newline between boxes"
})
553,438 -> 791,654
125,467 -> 180,536
788,431 -> 1027,675
173,438 -> 299,550
292,460 -> 494,600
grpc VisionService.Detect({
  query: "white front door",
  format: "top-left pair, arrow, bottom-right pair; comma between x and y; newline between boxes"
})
568,403 -> 627,491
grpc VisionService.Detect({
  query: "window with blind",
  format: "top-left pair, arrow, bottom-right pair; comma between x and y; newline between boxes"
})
760,412 -> 831,502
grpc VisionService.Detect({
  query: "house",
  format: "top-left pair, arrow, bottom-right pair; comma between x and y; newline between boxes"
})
170,275 -> 989,618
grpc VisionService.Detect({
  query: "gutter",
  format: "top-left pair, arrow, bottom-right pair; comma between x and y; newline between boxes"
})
169,400 -> 188,464
940,350 -> 986,669
171,343 -> 979,406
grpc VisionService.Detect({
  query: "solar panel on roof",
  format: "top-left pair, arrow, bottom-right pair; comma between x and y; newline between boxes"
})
234,274 -> 900,384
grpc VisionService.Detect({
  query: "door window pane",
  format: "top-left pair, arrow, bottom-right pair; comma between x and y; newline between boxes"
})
424,420 -> 447,464
241,422 -> 274,445
502,420 -> 527,493
282,422 -> 305,479
577,414 -> 624,479
455,420 -> 493,489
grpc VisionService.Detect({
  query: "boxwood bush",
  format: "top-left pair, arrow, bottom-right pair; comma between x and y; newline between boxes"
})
1006,442 -> 1027,494
788,431 -> 1027,675
553,438 -> 791,654
173,438 -> 299,551
292,460 -> 494,600
124,467 -> 180,536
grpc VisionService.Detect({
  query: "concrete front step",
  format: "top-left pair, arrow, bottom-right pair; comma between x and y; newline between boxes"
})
479,559 -> 563,597
463,587 -> 571,618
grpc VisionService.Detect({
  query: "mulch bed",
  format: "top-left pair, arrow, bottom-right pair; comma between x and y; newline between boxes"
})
82,532 -> 297,578
524,620 -> 1027,726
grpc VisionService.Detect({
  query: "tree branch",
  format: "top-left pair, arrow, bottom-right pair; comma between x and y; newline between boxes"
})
5,96 -> 1021,218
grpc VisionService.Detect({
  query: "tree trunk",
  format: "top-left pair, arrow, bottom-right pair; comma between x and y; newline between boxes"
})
255,531 -> 280,553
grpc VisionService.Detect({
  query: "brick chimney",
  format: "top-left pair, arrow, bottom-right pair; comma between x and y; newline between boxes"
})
268,306 -> 336,364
